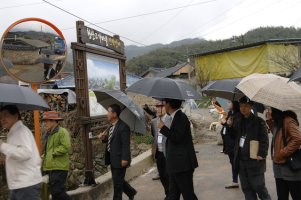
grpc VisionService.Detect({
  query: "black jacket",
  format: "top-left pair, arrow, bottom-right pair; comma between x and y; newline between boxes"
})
222,111 -> 241,154
160,110 -> 198,173
232,114 -> 269,175
104,120 -> 131,168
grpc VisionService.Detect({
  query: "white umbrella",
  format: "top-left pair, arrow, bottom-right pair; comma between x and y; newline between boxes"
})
236,73 -> 301,111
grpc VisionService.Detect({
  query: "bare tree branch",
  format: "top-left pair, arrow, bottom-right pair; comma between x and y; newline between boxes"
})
268,45 -> 301,73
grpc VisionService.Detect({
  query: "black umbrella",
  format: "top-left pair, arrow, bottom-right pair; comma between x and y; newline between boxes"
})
0,83 -> 49,110
201,78 -> 244,100
126,77 -> 201,100
252,102 -> 265,114
201,79 -> 265,113
289,67 -> 301,82
93,88 -> 146,134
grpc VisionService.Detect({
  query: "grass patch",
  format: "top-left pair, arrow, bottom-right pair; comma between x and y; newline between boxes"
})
132,132 -> 154,145
195,96 -> 211,108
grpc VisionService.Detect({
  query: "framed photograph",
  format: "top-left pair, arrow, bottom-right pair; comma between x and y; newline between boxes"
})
86,52 -> 120,116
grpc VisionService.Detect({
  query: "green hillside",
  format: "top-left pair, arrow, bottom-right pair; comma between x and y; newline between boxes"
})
126,26 -> 301,75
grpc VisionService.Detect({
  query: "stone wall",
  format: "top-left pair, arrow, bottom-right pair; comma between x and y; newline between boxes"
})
3,50 -> 40,65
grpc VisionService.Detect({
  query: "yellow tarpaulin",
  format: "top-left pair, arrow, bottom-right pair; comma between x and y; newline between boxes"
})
195,44 -> 298,80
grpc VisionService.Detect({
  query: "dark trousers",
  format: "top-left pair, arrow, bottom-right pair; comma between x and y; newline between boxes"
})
111,167 -> 136,200
239,161 -> 271,200
275,178 -> 301,200
228,152 -> 239,183
220,128 -> 225,152
156,151 -> 169,197
9,183 -> 41,200
168,170 -> 198,200
48,170 -> 71,200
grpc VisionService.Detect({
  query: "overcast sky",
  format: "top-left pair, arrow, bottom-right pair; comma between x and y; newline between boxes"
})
1,0 -> 301,47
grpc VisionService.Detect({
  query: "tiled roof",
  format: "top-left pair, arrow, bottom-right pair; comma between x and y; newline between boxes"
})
155,62 -> 190,78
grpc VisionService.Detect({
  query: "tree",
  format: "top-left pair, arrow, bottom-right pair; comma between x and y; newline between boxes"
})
268,45 -> 301,76
195,66 -> 210,89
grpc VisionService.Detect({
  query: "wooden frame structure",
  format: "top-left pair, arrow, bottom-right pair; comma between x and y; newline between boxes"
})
71,21 -> 126,184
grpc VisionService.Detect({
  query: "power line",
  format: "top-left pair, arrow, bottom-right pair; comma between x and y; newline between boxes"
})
42,0 -> 146,46
61,0 -> 218,31
0,0 -> 61,10
181,0 -> 245,39
193,0 -> 286,39
140,0 -> 196,43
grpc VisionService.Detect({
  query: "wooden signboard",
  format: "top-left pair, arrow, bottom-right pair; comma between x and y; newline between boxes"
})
71,21 -> 126,185
79,25 -> 124,54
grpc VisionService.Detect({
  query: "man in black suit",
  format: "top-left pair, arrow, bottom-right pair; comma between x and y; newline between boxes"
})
99,104 -> 137,200
158,98 -> 198,200
44,63 -> 56,80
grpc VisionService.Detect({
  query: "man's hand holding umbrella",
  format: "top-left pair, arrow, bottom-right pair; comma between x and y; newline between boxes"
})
98,131 -> 107,141
157,118 -> 165,130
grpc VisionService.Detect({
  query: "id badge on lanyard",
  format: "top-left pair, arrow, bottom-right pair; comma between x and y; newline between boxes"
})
223,127 -> 226,135
158,133 -> 163,144
239,136 -> 246,148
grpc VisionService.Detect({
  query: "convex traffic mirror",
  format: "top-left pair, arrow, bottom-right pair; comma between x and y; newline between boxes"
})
0,18 -> 67,84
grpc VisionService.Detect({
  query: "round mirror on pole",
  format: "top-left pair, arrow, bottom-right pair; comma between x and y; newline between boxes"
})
0,18 -> 67,84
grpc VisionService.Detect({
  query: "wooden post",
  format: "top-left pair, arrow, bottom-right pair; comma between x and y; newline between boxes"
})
31,84 -> 42,155
72,21 -> 126,185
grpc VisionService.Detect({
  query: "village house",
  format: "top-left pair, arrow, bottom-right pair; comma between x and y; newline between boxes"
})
140,67 -> 166,78
191,38 -> 301,80
140,62 -> 195,80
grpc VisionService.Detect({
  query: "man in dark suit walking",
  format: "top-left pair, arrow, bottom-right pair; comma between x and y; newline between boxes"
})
158,98 -> 198,200
99,104 -> 137,200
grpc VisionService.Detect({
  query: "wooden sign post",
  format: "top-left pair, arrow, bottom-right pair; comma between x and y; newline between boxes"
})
71,21 -> 126,185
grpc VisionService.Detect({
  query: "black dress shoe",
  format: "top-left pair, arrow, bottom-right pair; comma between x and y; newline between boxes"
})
152,173 -> 160,180
129,191 -> 137,200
